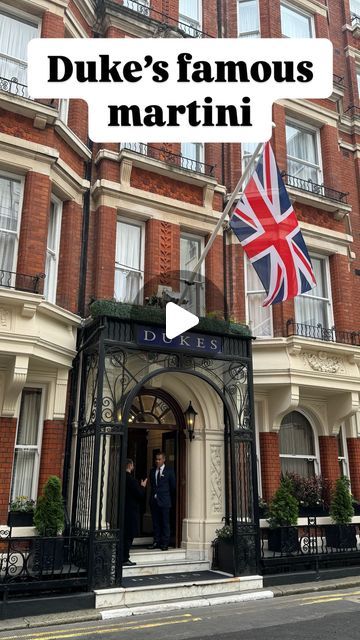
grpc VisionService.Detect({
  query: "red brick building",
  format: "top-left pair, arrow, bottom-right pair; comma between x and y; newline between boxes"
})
1,0 -> 360,553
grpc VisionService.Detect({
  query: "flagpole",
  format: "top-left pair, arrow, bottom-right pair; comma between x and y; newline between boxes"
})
178,138 -> 267,307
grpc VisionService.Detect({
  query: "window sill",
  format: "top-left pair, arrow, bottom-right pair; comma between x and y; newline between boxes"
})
0,91 -> 57,129
286,183 -> 352,220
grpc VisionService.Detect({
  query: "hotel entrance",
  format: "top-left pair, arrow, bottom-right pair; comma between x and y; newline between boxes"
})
127,388 -> 186,547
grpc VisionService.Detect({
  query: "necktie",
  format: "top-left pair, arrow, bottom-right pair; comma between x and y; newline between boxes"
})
156,469 -> 160,485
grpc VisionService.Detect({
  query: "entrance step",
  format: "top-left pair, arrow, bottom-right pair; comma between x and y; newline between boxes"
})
123,559 -> 210,577
130,548 -> 186,564
95,571 -> 263,608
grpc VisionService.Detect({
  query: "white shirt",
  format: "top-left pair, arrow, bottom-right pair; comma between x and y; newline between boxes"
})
156,464 -> 165,484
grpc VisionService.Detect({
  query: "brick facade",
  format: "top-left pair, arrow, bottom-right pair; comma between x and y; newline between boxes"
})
319,436 -> 341,488
259,432 -> 281,502
38,420 -> 66,494
0,418 -> 17,523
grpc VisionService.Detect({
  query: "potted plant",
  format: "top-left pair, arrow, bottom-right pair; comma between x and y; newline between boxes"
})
213,521 -> 234,574
8,496 -> 35,527
326,476 -> 357,549
267,476 -> 299,553
285,473 -> 330,517
30,476 -> 65,571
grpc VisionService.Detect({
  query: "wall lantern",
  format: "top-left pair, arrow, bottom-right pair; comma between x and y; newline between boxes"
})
184,401 -> 197,441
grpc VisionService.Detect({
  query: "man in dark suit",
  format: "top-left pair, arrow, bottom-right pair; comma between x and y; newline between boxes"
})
148,452 -> 176,551
123,458 -> 147,566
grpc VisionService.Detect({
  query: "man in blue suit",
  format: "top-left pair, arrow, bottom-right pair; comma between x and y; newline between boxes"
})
148,452 -> 176,550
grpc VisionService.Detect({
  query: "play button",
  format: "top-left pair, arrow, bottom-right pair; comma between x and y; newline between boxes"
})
166,302 -> 199,340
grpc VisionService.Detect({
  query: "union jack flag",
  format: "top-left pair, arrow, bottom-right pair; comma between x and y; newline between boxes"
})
230,142 -> 316,306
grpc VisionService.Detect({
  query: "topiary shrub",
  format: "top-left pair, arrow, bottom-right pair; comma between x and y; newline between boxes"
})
267,476 -> 299,528
329,476 -> 354,525
33,476 -> 65,536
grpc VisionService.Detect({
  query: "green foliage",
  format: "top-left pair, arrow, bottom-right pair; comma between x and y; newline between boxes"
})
329,476 -> 354,525
267,476 -> 299,528
33,476 -> 65,536
10,496 -> 35,513
215,523 -> 233,540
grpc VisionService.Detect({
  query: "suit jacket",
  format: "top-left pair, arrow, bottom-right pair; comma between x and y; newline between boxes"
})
149,465 -> 176,509
124,471 -> 145,536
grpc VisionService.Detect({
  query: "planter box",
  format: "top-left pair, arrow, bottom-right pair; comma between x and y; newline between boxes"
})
28,537 -> 64,572
325,524 -> 357,550
8,511 -> 34,527
216,538 -> 234,574
268,527 -> 299,554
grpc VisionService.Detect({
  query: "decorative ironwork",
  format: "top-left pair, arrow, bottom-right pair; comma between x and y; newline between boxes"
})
0,75 -> 27,97
286,319 -> 360,346
333,73 -> 344,86
281,172 -> 349,204
344,104 -> 360,118
120,143 -> 215,176
0,270 -> 45,294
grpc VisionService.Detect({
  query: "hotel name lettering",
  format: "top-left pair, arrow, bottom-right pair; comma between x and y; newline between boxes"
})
137,326 -> 223,354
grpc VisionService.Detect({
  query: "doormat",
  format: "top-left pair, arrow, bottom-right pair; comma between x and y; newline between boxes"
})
122,570 -> 231,587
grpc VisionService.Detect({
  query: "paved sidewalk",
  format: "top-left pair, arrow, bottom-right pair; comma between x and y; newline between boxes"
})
1,575 -> 360,632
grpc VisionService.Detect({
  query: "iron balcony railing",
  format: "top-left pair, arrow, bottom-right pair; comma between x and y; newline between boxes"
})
97,0 -> 212,38
120,142 -> 216,176
0,270 -> 45,295
286,319 -> 360,346
0,53 -> 28,98
344,104 -> 360,118
281,172 -> 349,204
333,73 -> 344,86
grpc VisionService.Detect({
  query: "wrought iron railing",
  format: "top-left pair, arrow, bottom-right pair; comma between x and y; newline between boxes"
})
333,73 -> 344,86
0,270 -> 45,295
120,142 -> 215,176
97,0 -> 212,38
261,519 -> 360,577
344,104 -> 360,118
282,172 -> 349,204
0,54 -> 28,98
286,319 -> 360,346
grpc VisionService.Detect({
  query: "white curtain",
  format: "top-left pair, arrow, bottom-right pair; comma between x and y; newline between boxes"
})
11,390 -> 41,500
351,0 -> 360,15
281,5 -> 311,38
238,0 -> 259,36
246,260 -> 272,336
44,202 -> 58,302
279,411 -> 315,477
286,123 -> 319,181
114,221 -> 142,303
0,175 -> 21,275
180,236 -> 203,314
295,257 -> 329,327
181,143 -> 204,171
0,10 -> 37,92
179,0 -> 200,21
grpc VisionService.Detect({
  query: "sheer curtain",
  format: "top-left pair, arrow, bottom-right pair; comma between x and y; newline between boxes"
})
279,411 -> 315,477
281,5 -> 311,38
11,389 -> 41,500
0,10 -> 38,93
246,259 -> 272,337
44,201 -> 59,303
238,0 -> 260,37
351,0 -> 360,15
181,143 -> 204,171
180,235 -> 204,315
179,0 -> 200,21
295,257 -> 330,327
115,221 -> 142,303
286,123 -> 319,182
0,175 -> 21,276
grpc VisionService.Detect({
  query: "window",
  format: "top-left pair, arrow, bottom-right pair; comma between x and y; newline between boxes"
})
59,99 -> 69,125
238,0 -> 260,38
122,0 -> 150,16
357,71 -> 360,98
281,3 -> 313,38
180,233 -> 205,316
179,0 -> 201,36
0,172 -> 22,280
0,7 -> 39,97
337,426 -> 349,478
351,0 -> 360,17
279,411 -> 317,477
286,121 -> 321,183
115,220 -> 144,304
11,388 -> 43,502
295,256 -> 333,328
245,258 -> 273,337
44,198 -> 62,304
181,143 -> 204,173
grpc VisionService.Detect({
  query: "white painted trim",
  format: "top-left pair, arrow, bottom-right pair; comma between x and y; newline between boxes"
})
279,407 -> 321,475
237,0 -> 261,38
115,216 -> 145,305
45,196 -> 62,305
244,255 -> 273,339
0,169 -> 25,275
285,116 -> 323,183
280,0 -> 315,38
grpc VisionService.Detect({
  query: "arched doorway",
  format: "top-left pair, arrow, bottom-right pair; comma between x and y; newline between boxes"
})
126,388 -> 185,547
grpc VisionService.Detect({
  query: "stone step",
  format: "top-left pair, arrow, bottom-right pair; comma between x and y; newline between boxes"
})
95,573 -> 263,608
123,559 -> 210,577
130,548 -> 187,564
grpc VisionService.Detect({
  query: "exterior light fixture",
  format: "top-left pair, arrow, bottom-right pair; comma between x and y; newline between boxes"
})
184,401 -> 197,441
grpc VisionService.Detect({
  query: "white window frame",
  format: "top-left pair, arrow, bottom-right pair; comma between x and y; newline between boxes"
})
0,3 -> 40,96
59,99 -> 69,125
244,256 -> 273,338
337,425 -> 350,479
180,232 -> 205,317
280,1 -> 314,38
114,217 -> 145,305
181,143 -> 205,173
10,385 -> 46,503
237,0 -> 261,38
286,117 -> 323,184
44,196 -> 62,304
295,253 -> 334,330
279,410 -> 320,477
357,70 -> 360,98
179,0 -> 202,36
0,170 -> 25,279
